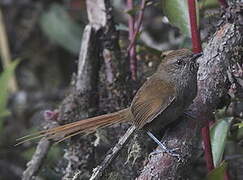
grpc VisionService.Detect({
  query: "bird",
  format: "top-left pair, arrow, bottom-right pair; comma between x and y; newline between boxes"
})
17,49 -> 202,156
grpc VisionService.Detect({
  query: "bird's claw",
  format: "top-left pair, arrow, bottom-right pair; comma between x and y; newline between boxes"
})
149,147 -> 181,161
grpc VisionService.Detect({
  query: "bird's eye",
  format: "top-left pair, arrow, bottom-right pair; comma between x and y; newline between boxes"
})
176,59 -> 183,65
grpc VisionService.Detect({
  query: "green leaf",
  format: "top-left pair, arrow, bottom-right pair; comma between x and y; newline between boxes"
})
234,123 -> 243,129
206,161 -> 227,180
210,117 -> 233,167
0,59 -> 20,130
39,3 -> 83,55
161,0 -> 199,37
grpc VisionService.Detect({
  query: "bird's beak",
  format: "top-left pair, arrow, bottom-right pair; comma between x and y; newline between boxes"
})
192,52 -> 203,61
190,52 -> 203,70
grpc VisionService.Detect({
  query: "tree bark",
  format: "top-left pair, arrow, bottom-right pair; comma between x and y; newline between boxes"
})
137,3 -> 243,180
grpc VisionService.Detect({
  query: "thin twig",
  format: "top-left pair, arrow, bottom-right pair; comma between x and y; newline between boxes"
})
127,0 -> 137,80
22,138 -> 51,180
127,0 -> 134,49
89,125 -> 136,180
21,117 -> 59,180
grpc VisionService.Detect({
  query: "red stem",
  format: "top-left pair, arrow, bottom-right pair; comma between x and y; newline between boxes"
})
127,0 -> 134,43
188,0 -> 215,173
201,125 -> 215,171
127,0 -> 137,80
218,0 -> 228,8
127,0 -> 147,52
188,0 -> 202,53
224,170 -> 230,180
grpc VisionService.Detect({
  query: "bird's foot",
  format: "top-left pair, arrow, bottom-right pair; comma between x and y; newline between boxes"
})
147,131 -> 181,160
150,146 -> 180,160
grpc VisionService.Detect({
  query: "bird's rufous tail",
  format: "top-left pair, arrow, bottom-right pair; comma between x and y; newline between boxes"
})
16,108 -> 132,145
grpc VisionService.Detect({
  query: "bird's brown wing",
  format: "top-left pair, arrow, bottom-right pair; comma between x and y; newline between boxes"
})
131,75 -> 176,129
